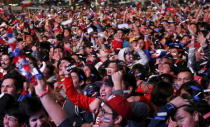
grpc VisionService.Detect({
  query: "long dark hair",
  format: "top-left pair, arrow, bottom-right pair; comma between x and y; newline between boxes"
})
173,101 -> 210,127
178,81 -> 204,101
83,64 -> 102,83
20,97 -> 48,125
151,81 -> 173,107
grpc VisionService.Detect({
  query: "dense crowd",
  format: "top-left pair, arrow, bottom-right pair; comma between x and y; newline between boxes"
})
0,0 -> 210,127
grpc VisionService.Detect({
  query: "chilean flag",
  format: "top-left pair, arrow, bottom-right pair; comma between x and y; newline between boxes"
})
21,0 -> 32,7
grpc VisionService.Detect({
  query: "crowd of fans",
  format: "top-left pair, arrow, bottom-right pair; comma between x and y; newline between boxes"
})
0,0 -> 210,127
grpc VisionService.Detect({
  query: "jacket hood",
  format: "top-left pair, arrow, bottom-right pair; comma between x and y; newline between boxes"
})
118,48 -> 132,62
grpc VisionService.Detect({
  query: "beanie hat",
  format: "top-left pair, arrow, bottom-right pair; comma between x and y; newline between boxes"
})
83,83 -> 100,97
105,94 -> 131,119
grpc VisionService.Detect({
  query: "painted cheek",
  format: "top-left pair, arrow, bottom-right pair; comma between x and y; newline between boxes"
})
102,117 -> 112,123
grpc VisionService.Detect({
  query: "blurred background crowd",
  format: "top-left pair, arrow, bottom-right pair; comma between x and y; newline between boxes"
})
0,0 -> 209,127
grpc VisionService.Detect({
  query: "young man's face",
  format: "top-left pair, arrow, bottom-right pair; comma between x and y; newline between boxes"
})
176,72 -> 192,87
3,114 -> 22,127
29,111 -> 49,127
100,85 -> 113,100
1,78 -> 17,97
96,103 -> 115,127
158,63 -> 171,75
1,54 -> 11,70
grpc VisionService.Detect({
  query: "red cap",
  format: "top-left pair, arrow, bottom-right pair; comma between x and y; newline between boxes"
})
0,38 -> 6,43
105,94 -> 131,119
7,27 -> 13,33
111,40 -> 122,50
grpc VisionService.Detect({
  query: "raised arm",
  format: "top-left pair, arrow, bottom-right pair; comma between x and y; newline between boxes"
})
63,77 -> 95,111
34,78 -> 69,126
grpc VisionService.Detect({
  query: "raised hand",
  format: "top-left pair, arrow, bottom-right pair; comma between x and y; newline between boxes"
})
89,98 -> 102,114
187,24 -> 196,35
111,71 -> 123,90
197,32 -> 207,47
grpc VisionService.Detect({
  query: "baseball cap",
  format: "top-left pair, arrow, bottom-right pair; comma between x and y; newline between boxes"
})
83,83 -> 100,97
105,94 -> 132,119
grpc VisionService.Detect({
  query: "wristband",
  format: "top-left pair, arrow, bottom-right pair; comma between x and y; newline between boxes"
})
203,112 -> 210,119
35,73 -> 43,80
38,86 -> 49,98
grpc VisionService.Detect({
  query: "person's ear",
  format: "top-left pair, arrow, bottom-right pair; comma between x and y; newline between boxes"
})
114,115 -> 122,125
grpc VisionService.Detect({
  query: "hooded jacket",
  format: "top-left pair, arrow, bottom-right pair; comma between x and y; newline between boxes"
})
118,48 -> 149,67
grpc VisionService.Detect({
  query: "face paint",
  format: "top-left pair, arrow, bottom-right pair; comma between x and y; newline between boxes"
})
102,117 -> 112,123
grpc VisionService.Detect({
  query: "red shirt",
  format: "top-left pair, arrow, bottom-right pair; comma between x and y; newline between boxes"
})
63,77 -> 95,111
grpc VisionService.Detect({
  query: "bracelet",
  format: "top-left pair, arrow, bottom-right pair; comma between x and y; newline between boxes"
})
35,73 -> 43,80
38,86 -> 49,98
